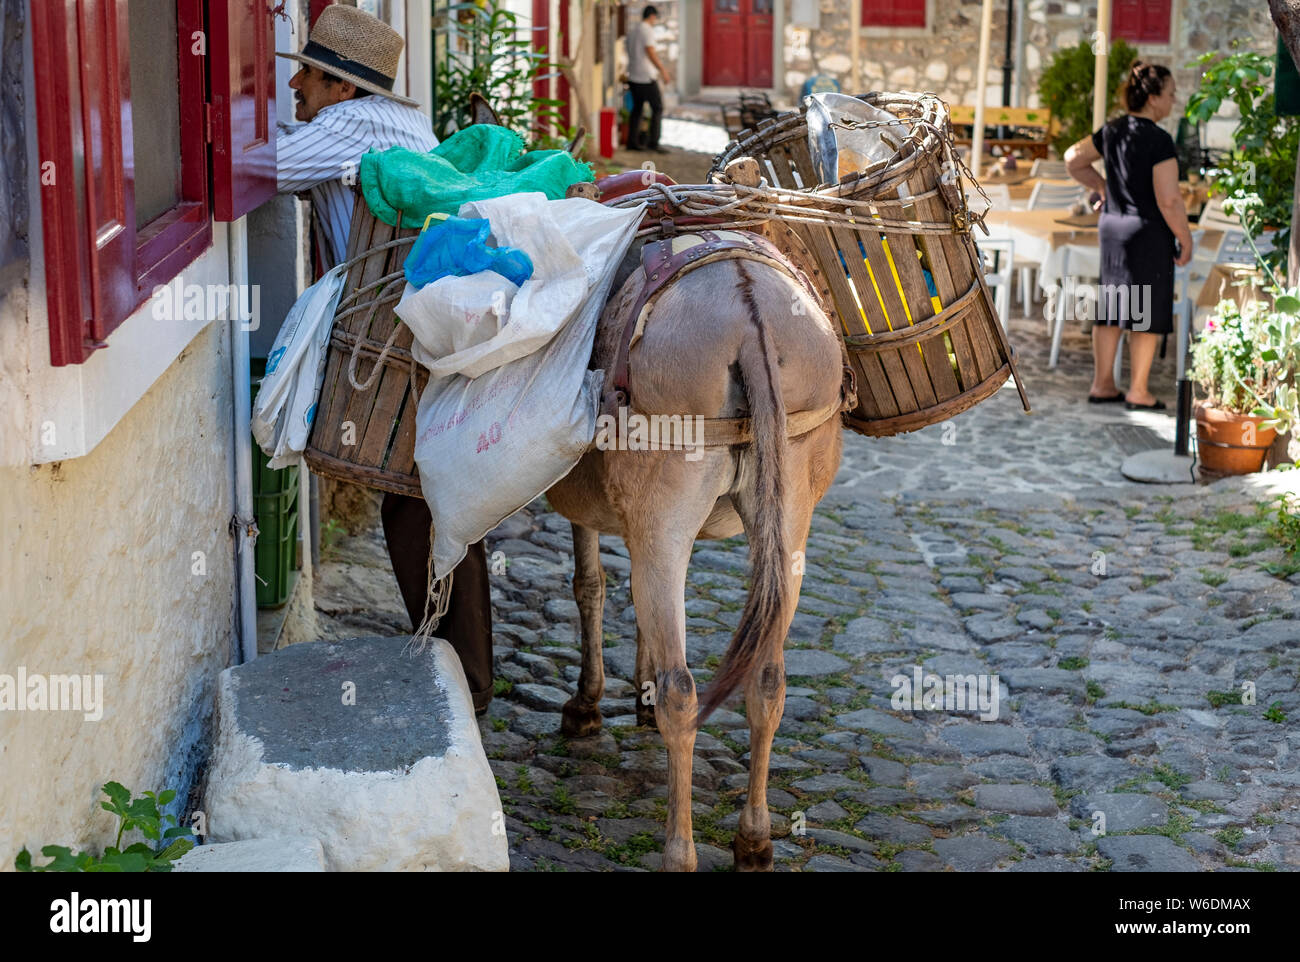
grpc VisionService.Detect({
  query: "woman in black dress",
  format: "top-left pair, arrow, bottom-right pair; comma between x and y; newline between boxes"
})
1064,62 -> 1194,409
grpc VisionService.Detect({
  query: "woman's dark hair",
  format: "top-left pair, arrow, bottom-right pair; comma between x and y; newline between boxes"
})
1125,61 -> 1172,112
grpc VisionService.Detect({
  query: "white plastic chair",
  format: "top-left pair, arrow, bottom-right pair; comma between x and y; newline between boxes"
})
1030,158 -> 1069,179
967,183 -> 1011,216
1215,230 -> 1273,265
1026,181 -> 1087,209
976,238 -> 1015,330
1020,181 -> 1089,314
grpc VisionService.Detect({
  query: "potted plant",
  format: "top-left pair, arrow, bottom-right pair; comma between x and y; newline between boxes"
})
1190,299 -> 1281,474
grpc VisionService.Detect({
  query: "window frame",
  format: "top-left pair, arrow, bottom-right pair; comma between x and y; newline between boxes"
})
31,0 -> 276,367
131,0 -> 213,299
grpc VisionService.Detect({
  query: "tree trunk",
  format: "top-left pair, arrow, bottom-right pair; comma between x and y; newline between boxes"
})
1268,2 -> 1300,466
1269,0 -> 1300,287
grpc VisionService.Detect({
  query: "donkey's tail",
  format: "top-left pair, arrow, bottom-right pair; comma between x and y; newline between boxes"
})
696,263 -> 790,725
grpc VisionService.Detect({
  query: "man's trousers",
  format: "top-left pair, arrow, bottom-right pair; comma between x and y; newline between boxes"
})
381,492 -> 494,713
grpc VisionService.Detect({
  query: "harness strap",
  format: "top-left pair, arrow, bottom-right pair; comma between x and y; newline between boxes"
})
600,230 -> 819,423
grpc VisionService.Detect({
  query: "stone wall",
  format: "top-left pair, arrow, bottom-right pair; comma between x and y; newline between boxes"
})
785,0 -> 1274,124
0,320 -> 238,867
657,0 -> 1274,150
0,0 -> 239,866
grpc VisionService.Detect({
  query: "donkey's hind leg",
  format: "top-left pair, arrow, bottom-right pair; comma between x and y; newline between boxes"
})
561,523 -> 606,738
633,624 -> 658,729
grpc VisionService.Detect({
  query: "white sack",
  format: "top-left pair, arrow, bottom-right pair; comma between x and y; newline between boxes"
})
251,264 -> 346,469
403,195 -> 645,577
396,193 -> 644,379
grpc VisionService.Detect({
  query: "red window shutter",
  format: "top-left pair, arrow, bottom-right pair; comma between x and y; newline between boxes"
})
863,0 -> 925,29
31,0 -> 137,367
896,0 -> 927,29
1111,0 -> 1143,43
309,0 -> 334,28
1139,0 -> 1171,44
210,0 -> 277,222
861,0 -> 888,27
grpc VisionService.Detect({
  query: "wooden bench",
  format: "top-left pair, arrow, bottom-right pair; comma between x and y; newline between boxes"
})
949,105 -> 1056,160
720,92 -> 780,141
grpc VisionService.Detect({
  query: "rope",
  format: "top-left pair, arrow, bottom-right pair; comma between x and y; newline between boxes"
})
407,523 -> 453,653
346,276 -> 408,391
604,181 -> 961,237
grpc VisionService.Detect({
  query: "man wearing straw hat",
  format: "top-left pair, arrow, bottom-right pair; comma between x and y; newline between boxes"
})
276,4 -> 495,714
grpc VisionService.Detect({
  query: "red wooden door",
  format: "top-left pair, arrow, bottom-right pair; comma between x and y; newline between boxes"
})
705,0 -> 772,88
704,0 -> 744,87
746,0 -> 773,87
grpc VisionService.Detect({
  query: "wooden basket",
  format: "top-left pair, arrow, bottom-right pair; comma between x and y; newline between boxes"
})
709,91 -> 1030,437
303,195 -> 424,497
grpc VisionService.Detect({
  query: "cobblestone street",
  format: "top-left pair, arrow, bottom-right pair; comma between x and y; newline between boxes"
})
314,305 -> 1300,872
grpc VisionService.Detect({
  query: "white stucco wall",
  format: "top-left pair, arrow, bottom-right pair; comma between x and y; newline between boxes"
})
0,314 -> 238,867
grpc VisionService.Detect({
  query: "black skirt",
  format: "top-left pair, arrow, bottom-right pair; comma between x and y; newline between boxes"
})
1096,212 -> 1175,335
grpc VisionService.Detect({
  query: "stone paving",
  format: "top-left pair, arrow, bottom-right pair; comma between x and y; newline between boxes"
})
313,304 -> 1300,873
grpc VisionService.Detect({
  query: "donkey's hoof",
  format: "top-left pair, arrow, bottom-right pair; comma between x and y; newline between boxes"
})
732,833 -> 774,872
560,698 -> 603,738
635,703 -> 659,730
662,839 -> 698,873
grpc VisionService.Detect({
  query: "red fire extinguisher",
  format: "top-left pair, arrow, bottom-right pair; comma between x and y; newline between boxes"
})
599,107 -> 617,160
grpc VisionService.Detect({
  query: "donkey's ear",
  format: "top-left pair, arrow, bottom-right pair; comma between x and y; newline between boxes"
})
468,92 -> 502,127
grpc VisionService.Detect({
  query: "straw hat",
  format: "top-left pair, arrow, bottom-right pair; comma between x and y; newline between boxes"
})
277,5 -> 418,107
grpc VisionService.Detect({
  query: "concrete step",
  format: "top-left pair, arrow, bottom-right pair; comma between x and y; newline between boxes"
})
174,836 -> 326,872
202,636 -> 507,871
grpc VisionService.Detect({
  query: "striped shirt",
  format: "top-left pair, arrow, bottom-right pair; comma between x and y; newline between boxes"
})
277,95 -> 438,268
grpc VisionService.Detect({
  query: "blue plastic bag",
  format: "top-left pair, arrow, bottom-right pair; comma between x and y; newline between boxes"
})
404,215 -> 534,289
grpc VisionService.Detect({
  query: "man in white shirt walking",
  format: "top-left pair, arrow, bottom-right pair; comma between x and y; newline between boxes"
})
626,5 -> 671,153
273,5 -> 494,713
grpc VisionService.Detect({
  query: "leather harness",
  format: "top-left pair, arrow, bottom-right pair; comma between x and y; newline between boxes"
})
598,226 -> 856,449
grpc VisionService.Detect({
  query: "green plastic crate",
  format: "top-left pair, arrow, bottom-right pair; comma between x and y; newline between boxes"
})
251,358 -> 301,608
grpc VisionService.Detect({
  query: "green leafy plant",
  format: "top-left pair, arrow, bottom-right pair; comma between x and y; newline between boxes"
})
1038,39 -> 1139,157
1264,700 -> 1288,723
434,0 -> 574,147
1190,299 -> 1284,416
1186,46 -> 1300,278
1267,491 -> 1300,570
15,783 -> 194,872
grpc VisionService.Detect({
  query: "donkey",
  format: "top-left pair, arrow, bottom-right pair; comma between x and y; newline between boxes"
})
471,95 -> 848,872
548,263 -> 846,873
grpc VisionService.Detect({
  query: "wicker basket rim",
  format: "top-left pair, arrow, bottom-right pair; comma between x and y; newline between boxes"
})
709,90 -> 952,196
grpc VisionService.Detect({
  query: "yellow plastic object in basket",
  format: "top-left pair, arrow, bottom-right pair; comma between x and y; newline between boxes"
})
854,238 -> 954,375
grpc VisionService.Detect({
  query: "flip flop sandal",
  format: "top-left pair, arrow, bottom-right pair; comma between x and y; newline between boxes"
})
1125,399 -> 1167,411
1087,393 -> 1126,404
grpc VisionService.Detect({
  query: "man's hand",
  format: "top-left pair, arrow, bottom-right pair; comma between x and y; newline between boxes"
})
1175,236 -> 1193,267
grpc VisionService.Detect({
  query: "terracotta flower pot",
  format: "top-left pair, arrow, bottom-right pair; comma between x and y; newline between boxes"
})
1194,402 -> 1276,475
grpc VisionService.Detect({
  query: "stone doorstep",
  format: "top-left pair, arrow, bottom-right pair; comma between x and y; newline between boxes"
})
173,836 -> 326,872
202,636 -> 508,872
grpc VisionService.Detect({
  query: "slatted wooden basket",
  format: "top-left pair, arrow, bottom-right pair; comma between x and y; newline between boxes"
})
709,91 -> 1030,437
303,192 -> 424,497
